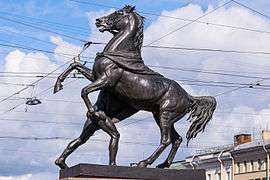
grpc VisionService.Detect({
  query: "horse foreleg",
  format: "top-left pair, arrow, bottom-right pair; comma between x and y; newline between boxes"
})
81,75 -> 108,113
74,64 -> 95,82
54,64 -> 75,93
54,62 -> 94,93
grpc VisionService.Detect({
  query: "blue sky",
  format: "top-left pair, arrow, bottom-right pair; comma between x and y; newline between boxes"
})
1,0 -> 270,179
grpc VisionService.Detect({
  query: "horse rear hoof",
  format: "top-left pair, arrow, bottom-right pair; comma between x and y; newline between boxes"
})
137,160 -> 148,168
55,158 -> 68,169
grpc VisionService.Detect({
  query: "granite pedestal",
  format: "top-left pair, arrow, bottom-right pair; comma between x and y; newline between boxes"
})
59,164 -> 205,180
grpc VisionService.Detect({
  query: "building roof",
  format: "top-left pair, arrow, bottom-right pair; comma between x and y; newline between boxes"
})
172,139 -> 270,166
231,139 -> 270,155
184,144 -> 234,159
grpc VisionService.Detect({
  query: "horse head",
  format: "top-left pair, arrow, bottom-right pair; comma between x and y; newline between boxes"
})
96,5 -> 144,53
95,5 -> 136,34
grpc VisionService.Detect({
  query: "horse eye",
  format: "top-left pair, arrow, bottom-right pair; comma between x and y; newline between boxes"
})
118,11 -> 124,15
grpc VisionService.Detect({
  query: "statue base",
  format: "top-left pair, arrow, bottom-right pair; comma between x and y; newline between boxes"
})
59,164 -> 205,180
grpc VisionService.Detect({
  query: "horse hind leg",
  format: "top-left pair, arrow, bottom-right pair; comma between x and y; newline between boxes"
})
156,125 -> 183,168
55,118 -> 100,169
137,111 -> 173,167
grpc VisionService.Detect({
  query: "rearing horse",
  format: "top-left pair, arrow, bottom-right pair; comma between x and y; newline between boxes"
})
54,5 -> 217,169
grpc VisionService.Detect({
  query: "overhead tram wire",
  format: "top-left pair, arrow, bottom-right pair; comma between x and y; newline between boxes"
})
0,42 -> 91,108
0,44 -> 270,90
2,78 -> 80,114
145,0 -> 234,46
0,134 -> 252,145
0,15 -> 90,38
0,148 -> 143,159
2,60 -> 270,76
1,106 -> 270,119
144,45 -> 270,56
232,0 -> 270,20
3,36 -> 270,57
69,0 -> 270,35
148,65 -> 269,79
214,76 -> 270,97
2,7 -> 270,98
1,41 -> 270,81
0,28 -> 54,46
0,16 -> 105,45
0,11 -> 90,33
2,73 -> 270,90
0,65 -> 270,81
0,116 -> 266,130
0,1 -> 270,44
2,40 -> 270,78
0,138 -> 212,149
2,17 -> 270,56
0,16 -> 85,43
1,69 -> 270,78
0,42 -> 96,59
0,1 -> 269,58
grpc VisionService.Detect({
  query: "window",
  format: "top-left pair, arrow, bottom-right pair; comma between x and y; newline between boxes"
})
250,160 -> 254,171
226,171 -> 231,180
237,162 -> 241,173
217,173 -> 221,180
207,174 -> 211,180
258,159 -> 261,170
243,161 -> 247,172
263,158 -> 267,170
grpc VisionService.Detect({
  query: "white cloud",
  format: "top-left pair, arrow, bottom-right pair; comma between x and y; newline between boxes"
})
50,36 -> 81,63
5,50 -> 57,74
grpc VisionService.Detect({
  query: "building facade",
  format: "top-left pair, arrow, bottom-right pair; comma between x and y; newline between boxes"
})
171,131 -> 270,180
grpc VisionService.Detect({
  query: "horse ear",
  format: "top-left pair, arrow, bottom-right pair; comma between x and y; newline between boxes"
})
131,6 -> 135,12
124,5 -> 135,13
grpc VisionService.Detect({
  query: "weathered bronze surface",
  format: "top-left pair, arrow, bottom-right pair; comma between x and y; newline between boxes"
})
54,5 -> 217,169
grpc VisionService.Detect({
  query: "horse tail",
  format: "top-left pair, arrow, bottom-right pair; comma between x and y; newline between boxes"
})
186,96 -> 217,146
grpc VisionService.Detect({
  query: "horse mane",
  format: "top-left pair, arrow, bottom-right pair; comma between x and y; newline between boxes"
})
133,12 -> 144,54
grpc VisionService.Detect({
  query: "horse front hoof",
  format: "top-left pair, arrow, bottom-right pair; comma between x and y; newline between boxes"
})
53,82 -> 63,94
137,160 -> 148,168
156,161 -> 169,168
55,158 -> 68,169
109,162 -> 117,166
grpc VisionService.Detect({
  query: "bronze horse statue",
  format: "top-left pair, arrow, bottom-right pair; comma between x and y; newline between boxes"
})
53,5 -> 216,169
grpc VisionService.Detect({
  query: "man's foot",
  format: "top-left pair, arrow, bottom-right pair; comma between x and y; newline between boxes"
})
55,157 -> 68,169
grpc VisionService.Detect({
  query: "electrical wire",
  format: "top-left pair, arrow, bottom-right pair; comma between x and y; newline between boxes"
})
0,16 -> 87,43
69,0 -> 270,35
145,0 -> 234,45
232,0 -> 270,20
214,76 -> 270,97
